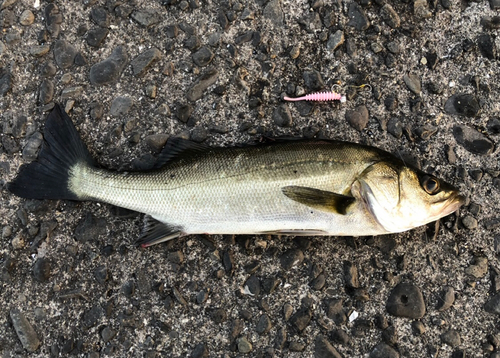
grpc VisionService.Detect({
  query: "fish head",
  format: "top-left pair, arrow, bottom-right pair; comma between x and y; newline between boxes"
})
356,162 -> 465,233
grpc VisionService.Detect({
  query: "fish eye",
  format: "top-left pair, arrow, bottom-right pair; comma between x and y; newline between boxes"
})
420,175 -> 440,195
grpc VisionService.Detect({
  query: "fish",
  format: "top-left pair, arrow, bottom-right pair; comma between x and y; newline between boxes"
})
8,104 -> 464,247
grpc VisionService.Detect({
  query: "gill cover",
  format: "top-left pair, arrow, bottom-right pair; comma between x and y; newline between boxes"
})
356,162 -> 461,233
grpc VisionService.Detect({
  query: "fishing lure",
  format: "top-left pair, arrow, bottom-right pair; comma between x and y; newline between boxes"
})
284,91 -> 347,103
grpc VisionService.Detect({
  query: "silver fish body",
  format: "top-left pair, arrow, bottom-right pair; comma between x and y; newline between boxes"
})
9,105 -> 464,246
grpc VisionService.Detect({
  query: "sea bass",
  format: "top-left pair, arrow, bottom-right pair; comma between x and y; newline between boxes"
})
8,104 -> 464,247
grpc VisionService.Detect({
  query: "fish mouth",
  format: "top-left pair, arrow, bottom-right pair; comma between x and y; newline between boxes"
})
440,192 -> 465,217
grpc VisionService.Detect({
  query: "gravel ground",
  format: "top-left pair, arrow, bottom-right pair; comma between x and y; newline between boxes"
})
1,0 -> 500,357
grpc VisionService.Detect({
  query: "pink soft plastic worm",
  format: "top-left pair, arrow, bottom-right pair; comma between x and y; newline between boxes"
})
284,91 -> 347,103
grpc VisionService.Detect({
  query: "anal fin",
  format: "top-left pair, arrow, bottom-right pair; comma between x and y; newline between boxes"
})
282,185 -> 355,215
135,215 -> 183,248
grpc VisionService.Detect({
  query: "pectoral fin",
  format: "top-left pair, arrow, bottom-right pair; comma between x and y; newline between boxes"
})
282,186 -> 355,215
135,215 -> 183,248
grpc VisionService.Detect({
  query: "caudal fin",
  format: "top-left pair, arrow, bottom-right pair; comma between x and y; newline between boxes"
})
8,104 -> 96,200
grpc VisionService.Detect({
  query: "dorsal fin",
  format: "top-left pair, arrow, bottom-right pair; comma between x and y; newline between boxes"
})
153,137 -> 210,169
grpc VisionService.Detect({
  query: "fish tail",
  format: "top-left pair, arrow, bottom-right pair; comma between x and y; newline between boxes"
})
8,104 -> 96,201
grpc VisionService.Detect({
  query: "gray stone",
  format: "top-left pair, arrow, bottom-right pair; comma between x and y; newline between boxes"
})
403,74 -> 421,95
237,337 -> 252,353
315,335 -> 342,358
131,48 -> 162,76
22,132 -> 42,161
86,27 -> 109,48
131,9 -> 160,27
33,258 -> 51,282
101,326 -> 116,343
192,46 -> 214,67
453,125 -> 494,155
110,96 -> 133,117
145,134 -> 169,152
386,283 -> 426,319
186,68 -> 219,102
9,309 -> 40,352
380,4 -> 400,28
0,67 -> 12,96
83,305 -> 104,328
445,94 -> 480,117
303,69 -> 324,91
280,248 -> 304,269
441,329 -> 461,347
346,105 -> 369,131
347,2 -> 370,31
462,215 -> 478,229
30,44 -> 50,57
436,286 -> 455,311
190,126 -> 208,143
256,314 -> 272,335
263,0 -> 283,26
53,40 -> 77,69
38,79 -> 54,104
326,30 -> 344,51
290,307 -> 312,331
370,343 -> 399,358
273,105 -> 293,127
90,7 -> 109,27
485,292 -> 500,314
90,47 -> 128,86
61,86 -> 84,100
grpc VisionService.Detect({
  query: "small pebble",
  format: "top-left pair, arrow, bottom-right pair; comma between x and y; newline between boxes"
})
315,335 -> 342,358
412,321 -> 426,335
38,79 -> 54,104
386,283 -> 426,319
404,74 -> 421,95
436,286 -> 455,311
86,27 -> 109,48
453,125 -> 494,155
445,94 -> 480,117
370,343 -> 399,358
192,46 -> 214,67
110,96 -> 133,117
465,256 -> 488,278
346,105 -> 369,131
90,46 -> 128,86
131,9 -> 160,27
53,40 -> 77,69
441,329 -> 461,347
326,30 -> 344,51
485,292 -> 500,315
237,337 -> 252,353
19,9 -> 34,25
273,105 -> 293,127
186,68 -> 219,102
303,69 -> 324,91
280,248 -> 304,269
290,307 -> 312,332
347,2 -> 370,30
256,314 -> 272,335
380,4 -> 400,28
33,258 -> 51,282
10,309 -> 41,352
131,48 -> 161,76
462,215 -> 478,229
